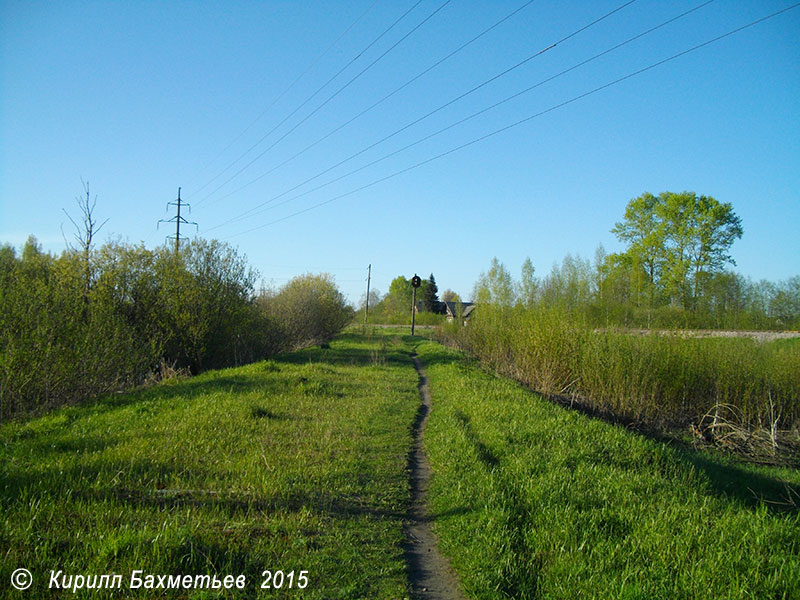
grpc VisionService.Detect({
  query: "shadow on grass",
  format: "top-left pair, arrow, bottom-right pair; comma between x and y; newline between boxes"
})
279,346 -> 410,368
453,410 -> 500,469
6,331 -> 423,430
43,373 -> 282,422
678,450 -> 800,514
27,433 -> 121,456
0,458 -> 190,505
533,393 -> 800,517
462,367 -> 800,518
3,448 -> 475,525
80,486 -> 409,521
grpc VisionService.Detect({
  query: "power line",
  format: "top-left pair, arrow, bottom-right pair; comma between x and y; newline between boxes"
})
222,0 -> 717,227
201,0 -> 538,212
222,2 -> 799,239
189,0 -> 420,200
184,0 -> 380,193
206,0 -> 640,232
193,0 -> 445,207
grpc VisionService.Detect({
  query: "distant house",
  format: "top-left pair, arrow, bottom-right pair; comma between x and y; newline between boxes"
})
442,301 -> 476,324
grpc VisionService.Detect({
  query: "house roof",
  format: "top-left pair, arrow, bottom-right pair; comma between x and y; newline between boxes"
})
443,301 -> 476,318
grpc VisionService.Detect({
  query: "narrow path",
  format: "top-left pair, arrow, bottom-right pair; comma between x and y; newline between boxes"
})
405,355 -> 467,600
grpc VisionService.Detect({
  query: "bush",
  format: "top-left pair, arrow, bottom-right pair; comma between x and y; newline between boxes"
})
259,273 -> 354,350
0,237 -> 284,420
0,238 -> 159,418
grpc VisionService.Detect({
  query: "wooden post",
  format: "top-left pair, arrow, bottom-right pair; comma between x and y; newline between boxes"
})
411,285 -> 417,336
364,264 -> 371,326
410,273 -> 421,336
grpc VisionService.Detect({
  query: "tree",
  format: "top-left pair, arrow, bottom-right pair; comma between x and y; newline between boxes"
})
359,288 -> 382,312
473,257 -> 516,306
539,254 -> 592,312
62,180 -> 108,308
612,191 -> 742,310
385,276 -> 413,316
518,257 -> 538,307
771,276 -> 800,327
610,192 -> 663,299
422,273 -> 440,312
441,289 -> 461,303
261,273 -> 352,349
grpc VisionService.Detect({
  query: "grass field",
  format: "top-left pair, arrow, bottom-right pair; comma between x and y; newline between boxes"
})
2,328 -> 799,599
0,330 -> 420,599
417,340 -> 800,599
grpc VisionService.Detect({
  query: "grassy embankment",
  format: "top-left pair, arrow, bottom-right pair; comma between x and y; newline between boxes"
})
0,329 -> 420,599
417,340 -> 800,599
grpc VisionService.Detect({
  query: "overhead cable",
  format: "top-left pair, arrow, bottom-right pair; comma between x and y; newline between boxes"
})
185,1 -> 380,194
222,2 -> 799,238
189,0 -> 422,200
194,0 -> 451,206
200,0 -> 537,208
206,0 -> 641,231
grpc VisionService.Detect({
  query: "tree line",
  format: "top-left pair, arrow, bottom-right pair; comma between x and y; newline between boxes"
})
359,273 -> 464,324
0,235 -> 353,420
474,191 -> 799,330
444,191 -> 799,442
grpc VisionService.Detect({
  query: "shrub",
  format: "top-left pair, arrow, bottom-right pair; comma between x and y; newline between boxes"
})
0,238 -> 159,418
259,273 -> 354,350
0,237 -> 283,420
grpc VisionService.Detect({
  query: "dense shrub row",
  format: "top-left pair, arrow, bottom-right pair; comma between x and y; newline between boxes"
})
443,306 -> 800,435
0,237 -> 352,420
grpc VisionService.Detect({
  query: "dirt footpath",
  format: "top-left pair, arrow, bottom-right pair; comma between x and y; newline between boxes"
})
404,356 -> 467,600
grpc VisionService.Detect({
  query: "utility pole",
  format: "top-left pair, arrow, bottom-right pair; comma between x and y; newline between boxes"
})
364,264 -> 371,325
158,187 -> 197,252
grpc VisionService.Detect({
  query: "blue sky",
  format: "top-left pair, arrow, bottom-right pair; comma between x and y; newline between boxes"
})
2,0 -> 798,304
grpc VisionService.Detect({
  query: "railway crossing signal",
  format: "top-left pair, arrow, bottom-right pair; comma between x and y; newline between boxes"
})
411,274 -> 421,336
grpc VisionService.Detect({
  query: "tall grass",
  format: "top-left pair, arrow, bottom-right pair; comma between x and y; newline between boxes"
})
444,306 -> 800,441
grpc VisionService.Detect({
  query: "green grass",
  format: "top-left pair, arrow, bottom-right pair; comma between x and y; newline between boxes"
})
417,340 -> 800,600
0,330 -> 420,599
4,328 -> 798,599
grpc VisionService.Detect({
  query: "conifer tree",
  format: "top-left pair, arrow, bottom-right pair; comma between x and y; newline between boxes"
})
423,273 -> 441,313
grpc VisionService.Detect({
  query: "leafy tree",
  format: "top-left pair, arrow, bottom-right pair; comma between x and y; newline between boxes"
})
359,288 -> 382,312
441,289 -> 461,303
473,257 -> 516,306
540,254 -> 592,312
385,275 -> 413,316
260,273 -> 353,349
518,257 -> 538,307
613,191 -> 742,310
771,276 -> 800,327
610,192 -> 664,301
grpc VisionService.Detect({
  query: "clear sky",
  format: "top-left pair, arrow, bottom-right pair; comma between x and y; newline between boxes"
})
2,0 -> 798,304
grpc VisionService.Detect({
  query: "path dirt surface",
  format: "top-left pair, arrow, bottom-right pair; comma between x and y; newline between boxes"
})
404,355 -> 468,600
